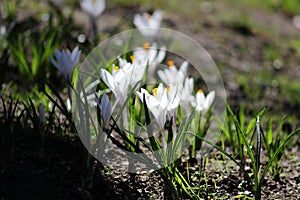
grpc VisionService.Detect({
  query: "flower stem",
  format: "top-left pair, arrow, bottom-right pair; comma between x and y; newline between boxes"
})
89,15 -> 98,43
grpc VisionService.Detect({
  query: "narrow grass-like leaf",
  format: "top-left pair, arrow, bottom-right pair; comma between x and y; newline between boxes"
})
195,134 -> 253,187
32,46 -> 40,77
174,168 -> 196,199
266,119 -> 273,146
259,128 -> 300,186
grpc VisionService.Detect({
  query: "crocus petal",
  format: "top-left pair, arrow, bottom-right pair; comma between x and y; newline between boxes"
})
157,70 -> 168,84
54,49 -> 62,61
71,47 -> 79,61
155,46 -> 167,63
61,53 -> 73,74
136,88 -> 149,103
196,91 -> 205,111
133,14 -> 146,28
152,106 -> 166,129
118,57 -> 128,68
49,55 -> 61,71
147,47 -> 158,64
179,61 -> 188,75
72,51 -> 81,68
101,69 -> 116,92
152,11 -> 162,26
204,91 -> 215,110
100,93 -> 112,123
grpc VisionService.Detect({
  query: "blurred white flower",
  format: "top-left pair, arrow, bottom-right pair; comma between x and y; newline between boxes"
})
80,0 -> 105,18
0,26 -> 6,37
193,90 -> 215,113
49,46 -> 81,82
157,60 -> 188,85
179,77 -> 195,115
66,98 -> 72,111
134,42 -> 166,67
137,83 -> 181,129
292,15 -> 300,29
133,10 -> 162,39
134,42 -> 166,80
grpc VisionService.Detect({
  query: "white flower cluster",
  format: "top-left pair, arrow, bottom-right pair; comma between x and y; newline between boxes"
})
131,9 -> 215,128
100,42 -> 166,106
49,9 -> 215,128
100,41 -> 215,129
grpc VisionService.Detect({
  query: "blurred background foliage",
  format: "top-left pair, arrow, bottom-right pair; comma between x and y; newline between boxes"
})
0,0 -> 300,120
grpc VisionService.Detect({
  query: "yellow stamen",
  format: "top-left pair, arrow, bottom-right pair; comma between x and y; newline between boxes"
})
146,13 -> 152,20
143,42 -> 150,51
114,66 -> 119,71
130,55 -> 135,63
152,88 -> 158,97
93,0 -> 97,3
197,89 -> 203,93
167,60 -> 174,67
166,86 -> 171,94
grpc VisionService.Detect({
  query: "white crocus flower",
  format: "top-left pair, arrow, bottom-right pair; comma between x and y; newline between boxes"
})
49,46 -> 81,83
134,42 -> 166,81
157,60 -> 188,85
100,64 -> 133,105
193,90 -> 215,113
134,42 -> 166,67
180,77 -> 195,115
133,10 -> 162,40
117,56 -> 146,88
137,83 -> 181,129
165,84 -> 182,120
80,0 -> 105,18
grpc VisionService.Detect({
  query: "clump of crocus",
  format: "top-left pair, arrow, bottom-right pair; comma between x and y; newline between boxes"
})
80,0 -> 105,40
137,83 -> 181,129
133,10 -> 162,41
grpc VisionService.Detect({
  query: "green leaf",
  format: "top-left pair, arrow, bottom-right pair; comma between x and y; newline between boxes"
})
266,119 -> 273,146
260,128 -> 300,186
197,135 -> 253,187
245,118 -> 256,135
32,46 -> 40,76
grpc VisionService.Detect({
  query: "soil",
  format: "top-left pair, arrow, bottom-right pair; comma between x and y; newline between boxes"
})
1,126 -> 299,199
